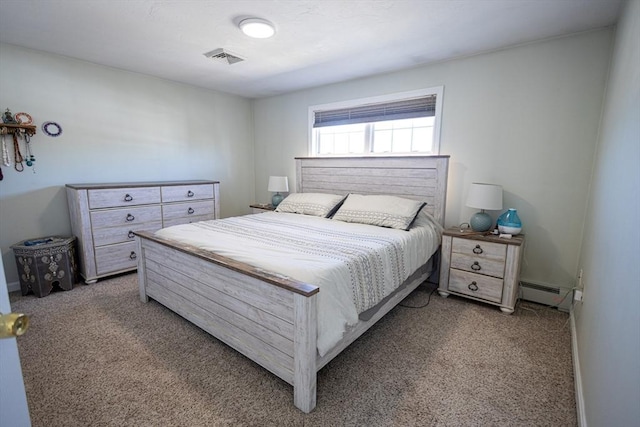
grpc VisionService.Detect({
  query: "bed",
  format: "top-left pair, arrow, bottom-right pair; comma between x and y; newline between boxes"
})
135,155 -> 449,412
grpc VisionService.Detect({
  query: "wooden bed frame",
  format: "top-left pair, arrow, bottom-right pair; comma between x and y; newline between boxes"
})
136,155 -> 449,412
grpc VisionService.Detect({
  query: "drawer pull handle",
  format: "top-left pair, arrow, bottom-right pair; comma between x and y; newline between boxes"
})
471,261 -> 482,271
124,194 -> 133,202
472,245 -> 483,254
126,214 -> 135,222
468,281 -> 479,291
187,207 -> 195,214
129,251 -> 137,260
128,231 -> 135,239
187,190 -> 194,197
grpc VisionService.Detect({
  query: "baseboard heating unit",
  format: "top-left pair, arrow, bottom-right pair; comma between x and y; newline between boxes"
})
520,281 -> 571,312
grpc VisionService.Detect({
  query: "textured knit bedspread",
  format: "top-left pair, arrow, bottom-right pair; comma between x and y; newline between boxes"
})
155,211 -> 443,356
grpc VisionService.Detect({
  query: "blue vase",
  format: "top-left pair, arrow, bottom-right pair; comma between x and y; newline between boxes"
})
470,211 -> 493,232
497,208 -> 522,235
272,192 -> 284,207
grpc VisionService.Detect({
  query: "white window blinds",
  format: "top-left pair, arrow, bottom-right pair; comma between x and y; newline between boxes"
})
313,95 -> 437,128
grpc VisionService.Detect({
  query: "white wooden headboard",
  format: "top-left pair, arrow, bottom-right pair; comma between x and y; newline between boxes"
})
295,156 -> 449,226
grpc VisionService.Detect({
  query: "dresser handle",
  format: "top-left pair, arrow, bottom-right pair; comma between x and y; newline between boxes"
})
124,194 -> 133,202
468,281 -> 479,291
187,190 -> 194,197
128,231 -> 135,239
187,207 -> 195,214
472,245 -> 483,254
129,251 -> 137,260
471,261 -> 481,271
126,213 -> 135,222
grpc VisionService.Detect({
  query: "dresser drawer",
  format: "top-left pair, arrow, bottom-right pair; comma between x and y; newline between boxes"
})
163,215 -> 214,228
452,237 -> 506,261
161,184 -> 214,203
162,200 -> 214,222
88,187 -> 161,209
92,221 -> 163,247
90,206 -> 162,229
95,242 -> 138,275
450,253 -> 505,278
448,269 -> 503,303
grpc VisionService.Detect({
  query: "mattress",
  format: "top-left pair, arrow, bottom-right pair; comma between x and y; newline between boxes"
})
155,210 -> 443,356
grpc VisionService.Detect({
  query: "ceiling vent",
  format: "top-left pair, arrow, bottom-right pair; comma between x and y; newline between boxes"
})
203,48 -> 245,65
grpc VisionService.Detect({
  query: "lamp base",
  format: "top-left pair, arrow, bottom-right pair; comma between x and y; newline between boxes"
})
470,211 -> 493,232
271,192 -> 284,207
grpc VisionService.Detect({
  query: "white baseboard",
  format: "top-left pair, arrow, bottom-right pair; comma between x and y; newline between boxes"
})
570,308 -> 587,427
7,280 -> 21,293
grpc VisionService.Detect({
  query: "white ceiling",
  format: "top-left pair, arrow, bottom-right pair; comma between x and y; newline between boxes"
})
0,0 -> 622,99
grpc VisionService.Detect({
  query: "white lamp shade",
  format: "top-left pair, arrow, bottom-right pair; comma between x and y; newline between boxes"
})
268,176 -> 289,192
466,183 -> 503,210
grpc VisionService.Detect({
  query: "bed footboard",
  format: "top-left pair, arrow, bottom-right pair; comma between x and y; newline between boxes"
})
135,232 -> 319,413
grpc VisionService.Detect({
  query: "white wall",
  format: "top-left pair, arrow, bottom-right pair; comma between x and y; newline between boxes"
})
574,0 -> 640,425
0,43 -> 255,284
253,29 -> 613,292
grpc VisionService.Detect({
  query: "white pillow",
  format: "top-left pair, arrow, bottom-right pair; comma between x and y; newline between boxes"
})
332,194 -> 426,230
275,193 -> 346,218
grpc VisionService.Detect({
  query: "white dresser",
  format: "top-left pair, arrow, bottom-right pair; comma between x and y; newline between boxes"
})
66,180 -> 220,283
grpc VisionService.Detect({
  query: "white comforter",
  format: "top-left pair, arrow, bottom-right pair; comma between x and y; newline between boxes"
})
155,211 -> 443,356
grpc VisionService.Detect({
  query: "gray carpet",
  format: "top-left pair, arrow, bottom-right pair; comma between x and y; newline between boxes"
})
10,274 -> 576,426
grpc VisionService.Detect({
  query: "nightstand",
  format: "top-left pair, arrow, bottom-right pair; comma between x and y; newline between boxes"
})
438,228 -> 525,313
250,203 -> 276,214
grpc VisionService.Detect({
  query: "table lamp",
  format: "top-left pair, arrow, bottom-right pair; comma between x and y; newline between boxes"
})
466,183 -> 503,232
268,176 -> 289,207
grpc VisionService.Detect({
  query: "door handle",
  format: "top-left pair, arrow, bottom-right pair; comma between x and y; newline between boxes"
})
0,312 -> 30,339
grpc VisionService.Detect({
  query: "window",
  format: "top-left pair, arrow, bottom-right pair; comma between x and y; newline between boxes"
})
309,87 -> 443,156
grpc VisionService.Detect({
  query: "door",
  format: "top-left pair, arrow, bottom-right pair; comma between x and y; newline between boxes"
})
0,259 -> 31,426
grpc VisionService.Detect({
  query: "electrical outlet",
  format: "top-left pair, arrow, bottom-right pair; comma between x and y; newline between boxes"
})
574,289 -> 583,302
578,269 -> 585,302
577,268 -> 583,289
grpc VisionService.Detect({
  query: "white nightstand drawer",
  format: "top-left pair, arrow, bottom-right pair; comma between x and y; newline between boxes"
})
452,237 -> 506,261
449,269 -> 503,303
450,253 -> 505,278
161,184 -> 214,203
88,187 -> 161,209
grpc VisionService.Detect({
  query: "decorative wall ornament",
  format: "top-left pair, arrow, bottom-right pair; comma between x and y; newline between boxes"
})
42,121 -> 62,137
2,108 -> 17,124
14,112 -> 33,125
1,126 -> 10,167
1,108 -> 38,177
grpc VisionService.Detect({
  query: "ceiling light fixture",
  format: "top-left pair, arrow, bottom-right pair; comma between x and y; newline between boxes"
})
239,18 -> 275,39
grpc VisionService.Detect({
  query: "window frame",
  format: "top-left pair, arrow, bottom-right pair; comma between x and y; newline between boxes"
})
308,86 -> 444,156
